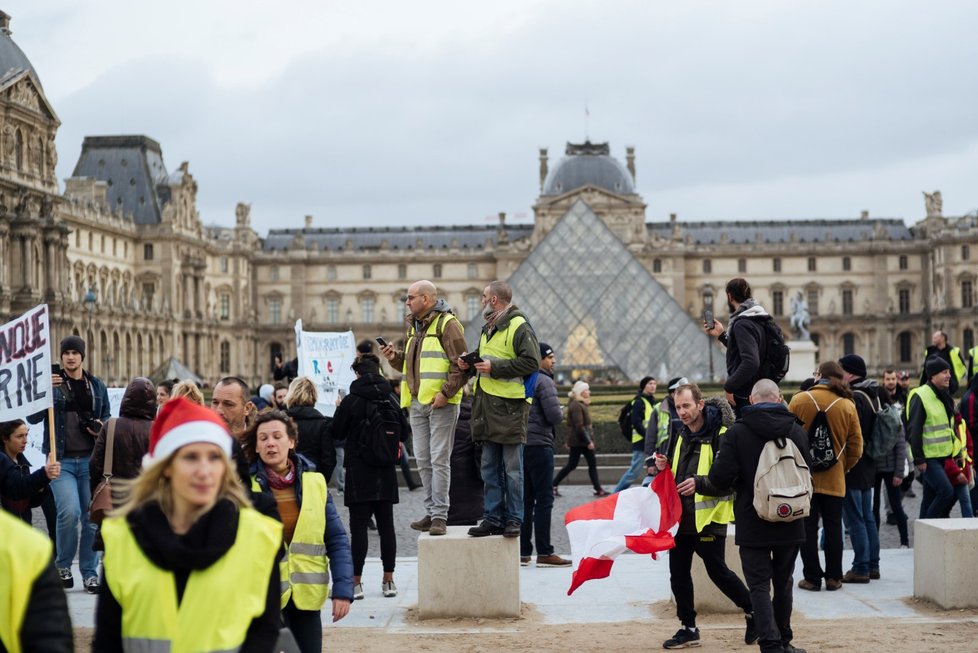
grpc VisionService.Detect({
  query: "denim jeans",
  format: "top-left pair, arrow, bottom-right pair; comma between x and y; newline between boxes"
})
334,444 -> 345,491
481,442 -> 524,525
51,456 -> 99,579
613,449 -> 646,493
873,472 -> 909,546
919,459 -> 955,519
410,400 -> 460,522
842,487 -> 879,576
952,484 -> 975,518
521,445 -> 555,556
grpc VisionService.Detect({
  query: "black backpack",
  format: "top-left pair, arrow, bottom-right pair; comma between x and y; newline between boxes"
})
758,317 -> 791,383
357,396 -> 403,467
617,399 -> 636,442
803,391 -> 845,472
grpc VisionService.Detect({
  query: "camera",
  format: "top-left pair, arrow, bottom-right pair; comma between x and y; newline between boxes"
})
80,415 -> 104,435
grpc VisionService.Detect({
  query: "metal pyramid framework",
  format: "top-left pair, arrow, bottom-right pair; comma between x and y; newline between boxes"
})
470,200 -> 724,381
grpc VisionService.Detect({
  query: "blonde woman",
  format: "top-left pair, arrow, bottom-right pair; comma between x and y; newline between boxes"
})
169,380 -> 205,406
93,398 -> 282,652
285,376 -> 336,482
552,381 -> 607,497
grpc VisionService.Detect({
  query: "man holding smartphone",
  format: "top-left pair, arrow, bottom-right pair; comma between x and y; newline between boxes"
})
380,280 -> 466,537
28,335 -> 110,594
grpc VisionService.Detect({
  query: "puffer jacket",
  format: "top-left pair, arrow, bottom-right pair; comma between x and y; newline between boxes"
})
287,405 -> 335,482
0,451 -> 50,523
470,306 -> 541,445
787,382 -> 863,497
90,377 -> 156,496
527,370 -> 562,447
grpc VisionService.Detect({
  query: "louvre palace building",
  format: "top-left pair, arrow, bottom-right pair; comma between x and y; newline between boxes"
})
1,12 -> 976,387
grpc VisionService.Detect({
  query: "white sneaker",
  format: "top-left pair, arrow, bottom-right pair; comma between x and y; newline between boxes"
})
382,580 -> 397,598
353,583 -> 364,600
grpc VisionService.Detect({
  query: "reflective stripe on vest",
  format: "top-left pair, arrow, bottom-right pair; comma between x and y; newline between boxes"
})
475,315 -> 530,402
670,427 -> 734,532
0,511 -> 52,653
102,507 -> 281,653
633,396 -> 653,444
400,313 -> 463,408
655,402 -> 672,449
907,385 -> 956,459
924,346 -> 967,382
281,472 -> 331,610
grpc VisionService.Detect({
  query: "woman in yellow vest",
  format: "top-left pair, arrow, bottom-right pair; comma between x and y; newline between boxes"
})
93,397 -> 283,653
248,410 -> 353,653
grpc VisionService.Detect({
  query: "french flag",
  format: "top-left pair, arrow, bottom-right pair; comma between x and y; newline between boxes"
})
564,468 -> 682,595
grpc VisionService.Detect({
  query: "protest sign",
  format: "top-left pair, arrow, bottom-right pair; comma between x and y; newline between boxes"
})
294,320 -> 357,417
25,386 -> 126,470
0,304 -> 53,422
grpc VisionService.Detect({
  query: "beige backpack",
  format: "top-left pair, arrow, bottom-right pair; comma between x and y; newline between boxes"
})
753,436 -> 813,522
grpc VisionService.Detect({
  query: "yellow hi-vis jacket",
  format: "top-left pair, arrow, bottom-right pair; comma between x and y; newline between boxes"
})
906,384 -> 956,459
400,312 -> 464,408
101,507 -> 281,653
252,472 -> 332,610
475,315 -> 531,402
0,510 -> 52,653
671,427 -> 734,532
633,396 -> 654,444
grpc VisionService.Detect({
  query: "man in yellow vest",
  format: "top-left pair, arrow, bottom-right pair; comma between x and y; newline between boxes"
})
459,281 -> 540,538
381,279 -> 466,537
967,345 -> 978,384
909,356 -> 958,519
651,383 -> 755,650
919,330 -> 967,396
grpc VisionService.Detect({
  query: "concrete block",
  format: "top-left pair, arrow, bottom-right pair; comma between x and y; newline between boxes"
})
674,524 -> 747,614
417,525 -> 520,619
913,518 -> 978,608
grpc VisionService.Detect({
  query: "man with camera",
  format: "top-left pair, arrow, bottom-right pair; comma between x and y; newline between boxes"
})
28,335 -> 110,594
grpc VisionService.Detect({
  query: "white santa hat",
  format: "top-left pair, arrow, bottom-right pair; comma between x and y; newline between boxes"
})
143,397 -> 233,468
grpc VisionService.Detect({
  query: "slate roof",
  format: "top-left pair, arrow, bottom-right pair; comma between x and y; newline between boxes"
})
262,224 -> 534,252
542,141 -> 635,197
646,218 -> 914,245
0,19 -> 40,88
71,136 -> 168,225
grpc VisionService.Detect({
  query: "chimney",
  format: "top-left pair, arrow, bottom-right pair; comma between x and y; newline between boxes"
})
0,12 -> 11,37
860,210 -> 869,220
626,146 -> 636,183
304,214 -> 313,229
538,148 -> 548,191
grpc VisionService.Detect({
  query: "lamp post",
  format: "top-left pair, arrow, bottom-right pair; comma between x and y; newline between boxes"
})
83,287 -> 97,335
703,287 -> 715,381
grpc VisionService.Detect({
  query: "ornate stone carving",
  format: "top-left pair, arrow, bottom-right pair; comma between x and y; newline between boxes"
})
2,123 -> 14,166
789,291 -> 811,341
9,81 -> 42,113
923,190 -> 943,218
235,202 -> 251,226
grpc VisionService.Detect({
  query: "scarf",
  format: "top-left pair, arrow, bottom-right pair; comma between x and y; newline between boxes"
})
483,303 -> 512,331
266,458 -> 296,490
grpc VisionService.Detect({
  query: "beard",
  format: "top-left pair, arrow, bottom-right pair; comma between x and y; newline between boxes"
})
483,303 -> 494,319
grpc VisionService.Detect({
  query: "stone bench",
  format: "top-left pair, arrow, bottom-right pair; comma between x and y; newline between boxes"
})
914,518 -> 978,608
417,525 -> 520,619
679,524 -> 746,614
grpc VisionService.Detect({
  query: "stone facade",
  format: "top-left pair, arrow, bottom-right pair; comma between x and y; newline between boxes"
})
0,13 -> 975,387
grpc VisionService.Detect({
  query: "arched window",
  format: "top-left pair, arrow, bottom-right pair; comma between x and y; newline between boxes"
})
652,258 -> 662,274
898,331 -> 913,363
220,341 -> 231,374
14,129 -> 23,171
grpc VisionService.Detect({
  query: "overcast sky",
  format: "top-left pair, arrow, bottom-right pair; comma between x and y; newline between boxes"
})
10,0 -> 978,233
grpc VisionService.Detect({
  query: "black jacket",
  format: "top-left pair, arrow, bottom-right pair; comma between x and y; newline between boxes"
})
848,378 -> 881,490
703,402 -> 811,548
526,370 -> 562,447
331,373 -> 408,505
448,396 -> 484,525
719,300 -> 770,399
92,499 -> 280,653
287,405 -> 336,482
0,451 -> 50,523
90,377 -> 156,495
0,556 -> 73,653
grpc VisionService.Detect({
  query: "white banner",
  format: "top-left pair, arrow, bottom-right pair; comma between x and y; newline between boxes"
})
0,304 -> 53,422
294,320 -> 357,417
25,386 -> 126,470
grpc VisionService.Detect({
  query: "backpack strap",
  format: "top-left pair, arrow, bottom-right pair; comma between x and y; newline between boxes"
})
853,389 -> 881,413
804,390 -> 844,414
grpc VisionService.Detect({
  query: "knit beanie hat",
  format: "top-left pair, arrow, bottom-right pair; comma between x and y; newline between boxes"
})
924,356 -> 951,380
838,354 -> 867,379
639,376 -> 656,391
540,342 -> 554,359
143,397 -> 232,468
571,380 -> 590,397
60,335 -> 86,360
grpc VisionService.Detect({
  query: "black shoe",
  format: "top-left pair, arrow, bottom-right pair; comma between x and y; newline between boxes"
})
744,613 -> 758,645
783,646 -> 807,653
503,521 -> 521,538
468,520 -> 504,537
663,626 -> 700,649
885,512 -> 896,526
58,568 -> 74,589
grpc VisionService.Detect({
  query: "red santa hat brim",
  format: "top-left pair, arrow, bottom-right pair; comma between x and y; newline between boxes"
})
144,397 -> 233,468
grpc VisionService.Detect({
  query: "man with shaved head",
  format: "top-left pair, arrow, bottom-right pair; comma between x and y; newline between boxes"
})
381,280 -> 466,536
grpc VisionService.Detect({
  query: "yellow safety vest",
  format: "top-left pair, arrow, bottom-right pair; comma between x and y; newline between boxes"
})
923,347 -> 967,383
632,396 -> 653,444
906,385 -> 956,459
671,426 -> 734,532
655,401 -> 673,449
102,507 -> 281,653
0,511 -> 53,653
969,346 -> 978,379
475,315 -> 531,402
401,312 -> 463,408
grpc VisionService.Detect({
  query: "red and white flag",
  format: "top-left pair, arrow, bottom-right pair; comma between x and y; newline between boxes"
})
564,468 -> 682,595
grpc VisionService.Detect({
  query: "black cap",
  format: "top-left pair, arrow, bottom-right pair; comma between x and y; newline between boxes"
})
639,376 -> 655,391
539,342 -> 554,359
60,335 -> 86,360
924,356 -> 951,379
838,354 -> 867,379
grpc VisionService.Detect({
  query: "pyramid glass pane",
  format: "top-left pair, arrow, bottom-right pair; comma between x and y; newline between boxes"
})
465,200 -> 724,382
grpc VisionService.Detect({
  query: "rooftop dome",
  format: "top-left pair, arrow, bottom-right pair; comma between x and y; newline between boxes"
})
0,13 -> 41,87
541,141 -> 634,196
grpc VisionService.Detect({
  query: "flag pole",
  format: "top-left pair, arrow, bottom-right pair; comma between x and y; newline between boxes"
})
47,406 -> 57,463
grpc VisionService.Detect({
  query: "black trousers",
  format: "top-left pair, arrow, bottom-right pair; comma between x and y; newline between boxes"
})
873,471 -> 909,546
348,501 -> 396,576
552,446 -> 600,491
282,599 -> 322,653
521,445 -> 556,556
669,533 -> 751,627
800,493 -> 844,582
740,544 -> 800,653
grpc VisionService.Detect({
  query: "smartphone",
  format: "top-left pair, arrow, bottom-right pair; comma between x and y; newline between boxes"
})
338,389 -> 347,399
51,363 -> 62,374
461,351 -> 484,366
376,337 -> 388,347
702,308 -> 715,330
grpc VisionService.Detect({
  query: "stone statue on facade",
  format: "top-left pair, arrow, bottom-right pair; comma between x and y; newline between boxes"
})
789,290 -> 811,341
923,190 -> 943,218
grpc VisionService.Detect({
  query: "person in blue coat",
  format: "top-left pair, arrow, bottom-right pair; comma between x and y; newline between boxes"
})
1,419 -> 60,523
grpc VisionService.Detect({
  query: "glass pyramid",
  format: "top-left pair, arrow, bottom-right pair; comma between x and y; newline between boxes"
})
466,199 -> 724,382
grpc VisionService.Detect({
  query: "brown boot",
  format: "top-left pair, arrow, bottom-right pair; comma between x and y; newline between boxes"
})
410,515 -> 432,532
428,518 -> 447,536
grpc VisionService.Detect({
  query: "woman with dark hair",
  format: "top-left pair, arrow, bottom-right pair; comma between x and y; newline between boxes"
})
247,410 -> 353,653
1,419 -> 60,522
155,378 -> 179,407
788,360 -> 863,591
331,354 -> 407,600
